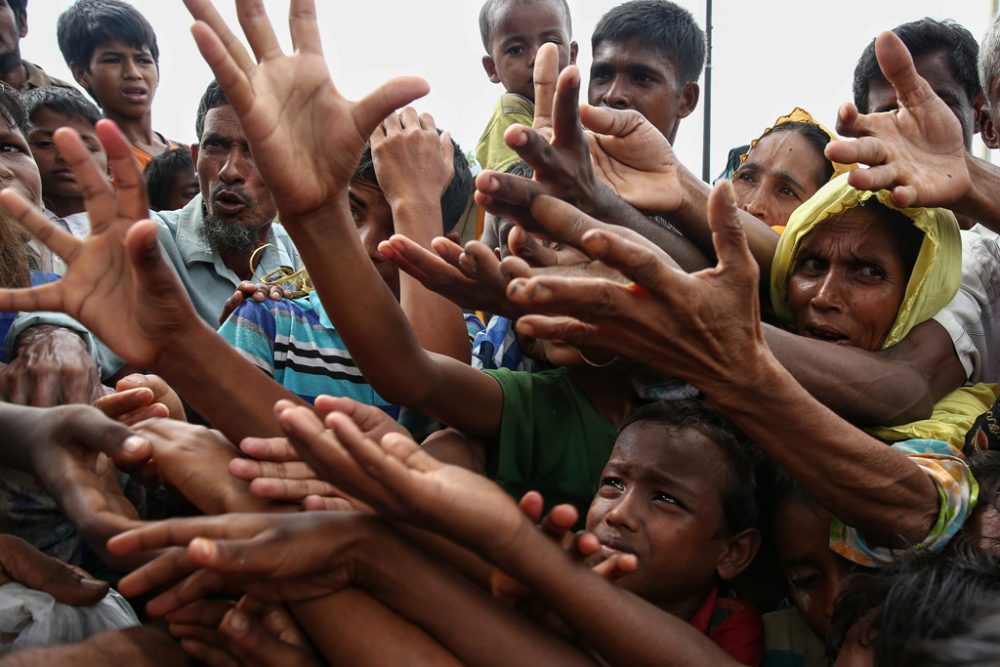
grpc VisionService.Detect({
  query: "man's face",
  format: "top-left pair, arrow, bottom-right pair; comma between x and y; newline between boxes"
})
28,108 -> 107,202
193,104 -> 277,249
75,40 -> 158,119
866,50 -> 977,150
588,38 -> 698,143
0,0 -> 26,58
349,178 -> 397,295
0,120 -> 40,205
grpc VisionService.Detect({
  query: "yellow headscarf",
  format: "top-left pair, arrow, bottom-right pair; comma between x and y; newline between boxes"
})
770,174 -> 961,350
742,107 -> 855,181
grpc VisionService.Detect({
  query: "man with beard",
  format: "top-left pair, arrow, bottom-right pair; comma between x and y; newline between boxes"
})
150,80 -> 298,327
0,1 -> 74,92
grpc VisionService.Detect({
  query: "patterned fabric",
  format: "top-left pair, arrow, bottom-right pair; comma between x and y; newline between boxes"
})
219,292 -> 396,414
829,439 -> 978,567
761,605 -> 826,667
471,314 -> 544,373
689,586 -> 764,667
966,393 -> 1000,455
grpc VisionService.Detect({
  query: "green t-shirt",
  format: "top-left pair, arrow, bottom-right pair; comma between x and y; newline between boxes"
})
475,93 -> 534,173
484,367 -> 619,518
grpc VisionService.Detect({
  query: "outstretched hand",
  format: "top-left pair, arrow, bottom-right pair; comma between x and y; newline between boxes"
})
0,534 -> 109,606
0,122 -> 201,369
183,0 -> 429,219
825,31 -> 971,208
506,182 -> 766,395
275,403 -> 529,560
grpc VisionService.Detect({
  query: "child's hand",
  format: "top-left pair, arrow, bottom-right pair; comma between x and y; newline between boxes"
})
275,402 -> 528,561
371,109 -> 454,212
379,234 -> 531,317
182,0 -> 428,221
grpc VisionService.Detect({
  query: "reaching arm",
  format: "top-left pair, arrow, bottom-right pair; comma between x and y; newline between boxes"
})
182,0 -> 503,437
763,318 -> 966,425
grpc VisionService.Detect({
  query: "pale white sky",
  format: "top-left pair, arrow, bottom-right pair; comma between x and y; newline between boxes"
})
22,1 -> 997,177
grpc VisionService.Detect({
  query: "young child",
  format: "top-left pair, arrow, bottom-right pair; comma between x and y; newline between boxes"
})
589,0 -> 704,143
56,0 -> 181,169
23,87 -> 107,233
475,0 -> 577,172
143,148 -> 198,212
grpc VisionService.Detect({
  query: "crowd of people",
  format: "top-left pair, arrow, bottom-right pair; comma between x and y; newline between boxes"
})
0,0 -> 997,665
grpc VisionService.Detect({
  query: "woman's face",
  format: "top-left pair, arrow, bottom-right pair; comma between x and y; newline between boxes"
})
786,207 -> 909,351
733,130 -> 826,228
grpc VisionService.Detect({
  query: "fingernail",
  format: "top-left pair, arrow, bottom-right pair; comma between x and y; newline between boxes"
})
228,610 -> 248,634
124,373 -> 144,382
123,436 -> 148,454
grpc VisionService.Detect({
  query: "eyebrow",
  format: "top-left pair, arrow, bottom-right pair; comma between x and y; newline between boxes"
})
348,191 -> 368,211
738,161 -> 806,193
605,461 -> 699,503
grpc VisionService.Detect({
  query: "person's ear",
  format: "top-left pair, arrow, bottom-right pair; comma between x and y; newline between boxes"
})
70,63 -> 91,91
981,109 -> 1000,149
569,41 -> 578,65
715,528 -> 761,582
676,82 -> 700,120
16,11 -> 27,39
482,56 -> 501,84
973,90 -> 988,135
189,143 -> 199,167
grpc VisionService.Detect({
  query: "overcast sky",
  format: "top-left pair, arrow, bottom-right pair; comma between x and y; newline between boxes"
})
23,1 -> 997,177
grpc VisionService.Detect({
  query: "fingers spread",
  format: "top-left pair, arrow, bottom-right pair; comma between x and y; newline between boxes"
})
705,180 -> 757,282
531,43 -> 559,133
288,0 -> 323,56
353,77 -> 430,146
0,188 -> 80,263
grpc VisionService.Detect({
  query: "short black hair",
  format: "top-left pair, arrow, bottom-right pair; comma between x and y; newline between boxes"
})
902,603 -> 1000,666
592,0 -> 706,85
9,0 -> 26,31
56,0 -> 159,72
22,86 -> 102,127
968,451 -> 1000,548
479,0 -> 572,54
828,544 -> 1000,667
195,80 -> 228,141
620,399 -> 760,536
355,133 -> 474,234
0,82 -> 29,136
853,18 -> 980,113
766,122 -> 836,186
144,148 -> 195,212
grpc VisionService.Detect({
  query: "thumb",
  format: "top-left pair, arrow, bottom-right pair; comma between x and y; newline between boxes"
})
221,609 -> 319,667
706,180 -> 757,282
353,77 -> 430,143
579,104 -> 643,138
0,535 -> 109,605
71,406 -> 152,468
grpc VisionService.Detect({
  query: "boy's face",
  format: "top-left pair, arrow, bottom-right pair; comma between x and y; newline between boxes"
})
482,0 -> 577,100
28,108 -> 107,202
349,178 -> 398,296
73,39 -> 158,118
588,38 -> 698,144
773,498 -> 860,639
164,167 -> 200,212
0,120 -> 40,206
0,0 -> 26,58
585,421 -> 732,613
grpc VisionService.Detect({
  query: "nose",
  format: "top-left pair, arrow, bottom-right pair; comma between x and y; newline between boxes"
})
823,575 -> 847,622
739,189 -> 769,222
122,56 -> 141,80
811,269 -> 845,312
604,491 -> 640,533
602,77 -> 631,110
219,148 -> 246,184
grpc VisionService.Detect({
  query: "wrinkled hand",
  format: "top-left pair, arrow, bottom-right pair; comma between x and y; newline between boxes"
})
220,281 -> 291,326
581,105 -> 687,215
379,234 -> 531,316
507,182 -> 766,396
371,108 -> 454,208
825,31 -> 971,208
274,402 -> 528,561
0,123 -> 201,369
110,511 -> 377,615
183,0 -> 429,219
0,325 -> 100,407
0,534 -> 109,605
166,596 -> 320,667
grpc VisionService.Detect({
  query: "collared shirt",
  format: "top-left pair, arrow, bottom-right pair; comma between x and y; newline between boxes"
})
150,193 -> 300,327
20,60 -> 75,92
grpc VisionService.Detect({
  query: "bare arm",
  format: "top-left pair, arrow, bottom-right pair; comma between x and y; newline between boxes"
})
763,318 -> 966,425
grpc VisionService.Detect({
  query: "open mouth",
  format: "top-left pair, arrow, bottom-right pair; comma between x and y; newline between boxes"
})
212,191 -> 248,215
121,87 -> 148,102
805,324 -> 852,346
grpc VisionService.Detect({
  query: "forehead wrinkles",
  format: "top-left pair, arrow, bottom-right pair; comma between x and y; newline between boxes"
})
800,209 -> 886,253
